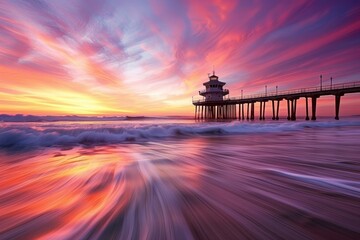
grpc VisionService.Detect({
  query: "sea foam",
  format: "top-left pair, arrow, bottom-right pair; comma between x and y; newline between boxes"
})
1,120 -> 359,151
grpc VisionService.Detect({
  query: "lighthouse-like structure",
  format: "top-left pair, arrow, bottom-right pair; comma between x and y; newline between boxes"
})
199,71 -> 229,101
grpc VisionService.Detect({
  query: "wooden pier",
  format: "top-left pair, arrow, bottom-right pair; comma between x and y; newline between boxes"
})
193,81 -> 360,120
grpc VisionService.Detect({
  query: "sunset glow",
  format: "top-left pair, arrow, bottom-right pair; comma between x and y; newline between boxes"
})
1,0 -> 360,116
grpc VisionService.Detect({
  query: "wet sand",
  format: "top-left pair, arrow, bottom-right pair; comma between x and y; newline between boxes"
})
0,121 -> 359,239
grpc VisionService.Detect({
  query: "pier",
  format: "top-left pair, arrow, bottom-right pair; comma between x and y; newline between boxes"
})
193,76 -> 360,120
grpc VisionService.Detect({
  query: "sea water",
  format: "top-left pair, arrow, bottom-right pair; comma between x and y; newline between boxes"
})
0,118 -> 359,239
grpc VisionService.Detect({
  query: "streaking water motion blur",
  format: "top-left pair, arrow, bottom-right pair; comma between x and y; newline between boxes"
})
0,118 -> 360,239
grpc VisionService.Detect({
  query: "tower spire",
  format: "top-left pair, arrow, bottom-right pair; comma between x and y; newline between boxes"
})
213,65 -> 215,75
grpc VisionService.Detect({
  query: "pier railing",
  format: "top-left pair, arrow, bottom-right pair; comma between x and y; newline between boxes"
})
192,81 -> 360,104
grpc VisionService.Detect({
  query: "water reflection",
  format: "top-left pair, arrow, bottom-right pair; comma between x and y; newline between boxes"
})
0,129 -> 359,239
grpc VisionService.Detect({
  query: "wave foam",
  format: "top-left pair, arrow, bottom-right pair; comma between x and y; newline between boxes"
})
1,120 -> 359,151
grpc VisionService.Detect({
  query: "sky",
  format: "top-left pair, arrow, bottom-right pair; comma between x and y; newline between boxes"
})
1,0 -> 360,116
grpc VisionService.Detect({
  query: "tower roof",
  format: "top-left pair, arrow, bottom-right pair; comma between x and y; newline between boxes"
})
203,71 -> 226,86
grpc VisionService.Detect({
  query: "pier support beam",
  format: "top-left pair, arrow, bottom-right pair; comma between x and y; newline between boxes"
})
305,97 -> 309,121
250,103 -> 255,120
229,105 -> 232,119
271,100 -> 280,120
240,104 -> 243,120
226,105 -> 231,119
233,105 -> 236,119
247,103 -> 250,120
335,95 -> 343,120
242,104 -> 245,120
233,105 -> 235,119
311,96 -> 318,120
228,105 -> 231,119
233,104 -> 235,119
235,105 -> 237,119
259,102 -> 263,120
287,99 -> 290,120
229,105 -> 231,119
291,99 -> 297,121
262,101 -> 266,120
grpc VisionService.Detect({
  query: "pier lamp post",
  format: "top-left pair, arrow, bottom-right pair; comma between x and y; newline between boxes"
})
330,77 -> 333,89
241,89 -> 243,99
320,75 -> 323,91
276,86 -> 278,95
265,85 -> 267,96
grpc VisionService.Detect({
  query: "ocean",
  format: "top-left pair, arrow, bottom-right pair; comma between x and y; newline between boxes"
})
0,117 -> 359,240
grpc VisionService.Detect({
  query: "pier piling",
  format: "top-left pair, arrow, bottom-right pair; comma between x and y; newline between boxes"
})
335,95 -> 342,120
242,104 -> 245,120
291,99 -> 297,121
262,101 -> 266,120
251,103 -> 255,120
305,97 -> 309,120
311,97 -> 318,120
287,100 -> 290,120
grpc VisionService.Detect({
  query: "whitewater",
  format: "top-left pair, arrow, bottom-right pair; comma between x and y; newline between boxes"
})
0,118 -> 359,239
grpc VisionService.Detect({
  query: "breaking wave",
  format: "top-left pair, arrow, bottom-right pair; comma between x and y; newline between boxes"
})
1,120 -> 359,150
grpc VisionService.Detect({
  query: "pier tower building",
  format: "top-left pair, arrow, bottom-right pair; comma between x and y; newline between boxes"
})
199,72 -> 229,101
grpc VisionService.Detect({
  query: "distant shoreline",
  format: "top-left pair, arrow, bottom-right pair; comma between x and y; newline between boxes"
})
0,114 -> 194,122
